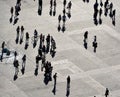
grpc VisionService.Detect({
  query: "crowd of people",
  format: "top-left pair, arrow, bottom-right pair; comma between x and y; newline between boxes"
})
57,0 -> 72,32
9,0 -> 22,25
0,0 -> 116,97
14,25 -> 57,82
93,0 -> 116,26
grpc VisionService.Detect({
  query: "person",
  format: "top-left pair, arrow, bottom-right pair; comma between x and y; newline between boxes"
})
84,31 -> 88,40
10,7 -> 14,15
92,36 -> 97,53
13,59 -> 19,81
21,25 -> 24,32
38,0 -> 43,15
58,14 -> 61,23
20,26 -> 24,44
67,1 -> 72,10
14,51 -> 17,60
66,75 -> 70,97
112,9 -> 116,26
105,88 -> 109,97
67,76 -> 70,85
1,41 -> 5,62
50,0 -> 53,8
21,54 -> 26,74
63,0 -> 67,7
54,0 -> 56,7
100,0 -> 103,7
22,54 -> 26,64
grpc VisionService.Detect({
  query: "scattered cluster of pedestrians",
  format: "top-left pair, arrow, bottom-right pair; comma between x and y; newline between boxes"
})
57,0 -> 72,32
0,0 -> 114,97
13,51 -> 27,80
9,0 -> 22,25
93,0 -> 116,26
15,26 -> 57,82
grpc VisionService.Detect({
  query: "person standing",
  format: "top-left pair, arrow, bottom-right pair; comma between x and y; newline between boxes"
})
21,54 -> 26,74
1,41 -> 5,62
105,88 -> 109,97
66,75 -> 71,97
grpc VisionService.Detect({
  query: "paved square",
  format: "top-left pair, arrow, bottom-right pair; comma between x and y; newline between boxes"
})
0,0 -> 120,97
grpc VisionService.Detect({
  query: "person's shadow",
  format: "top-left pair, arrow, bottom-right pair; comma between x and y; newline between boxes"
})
13,17 -> 19,25
53,7 -> 56,16
9,16 -> 13,23
15,28 -> 20,44
94,18 -> 98,26
66,84 -> 70,97
57,24 -> 61,32
112,9 -> 116,26
15,34 -> 19,44
50,50 -> 56,58
61,24 -> 66,32
52,84 -> 56,95
33,40 -> 37,48
34,65 -> 39,76
38,7 -> 42,15
99,17 -> 102,25
83,39 -> 87,49
21,66 -> 25,75
13,74 -> 18,81
24,41 -> 29,50
49,8 -> 52,16
21,60 -> 26,75
20,32 -> 24,44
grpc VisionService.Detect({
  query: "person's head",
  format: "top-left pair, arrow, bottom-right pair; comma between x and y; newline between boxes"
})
85,31 -> 88,34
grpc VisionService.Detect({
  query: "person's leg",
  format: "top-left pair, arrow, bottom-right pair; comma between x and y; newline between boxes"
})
1,49 -> 4,62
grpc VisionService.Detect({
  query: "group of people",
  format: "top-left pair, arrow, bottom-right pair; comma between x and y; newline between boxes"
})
104,0 -> 116,25
9,0 -> 22,25
3,0 -> 113,97
16,25 -> 30,50
93,0 -> 116,26
16,25 -> 25,45
49,0 -> 57,16
13,51 -> 26,80
34,33 -> 56,84
83,31 -> 98,53
83,0 -> 90,3
13,23 -> 57,82
57,0 -> 72,32
52,74 -> 71,97
32,31 -> 57,57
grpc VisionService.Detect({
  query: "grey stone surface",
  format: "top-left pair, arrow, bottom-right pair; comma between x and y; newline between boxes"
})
0,0 -> 120,97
